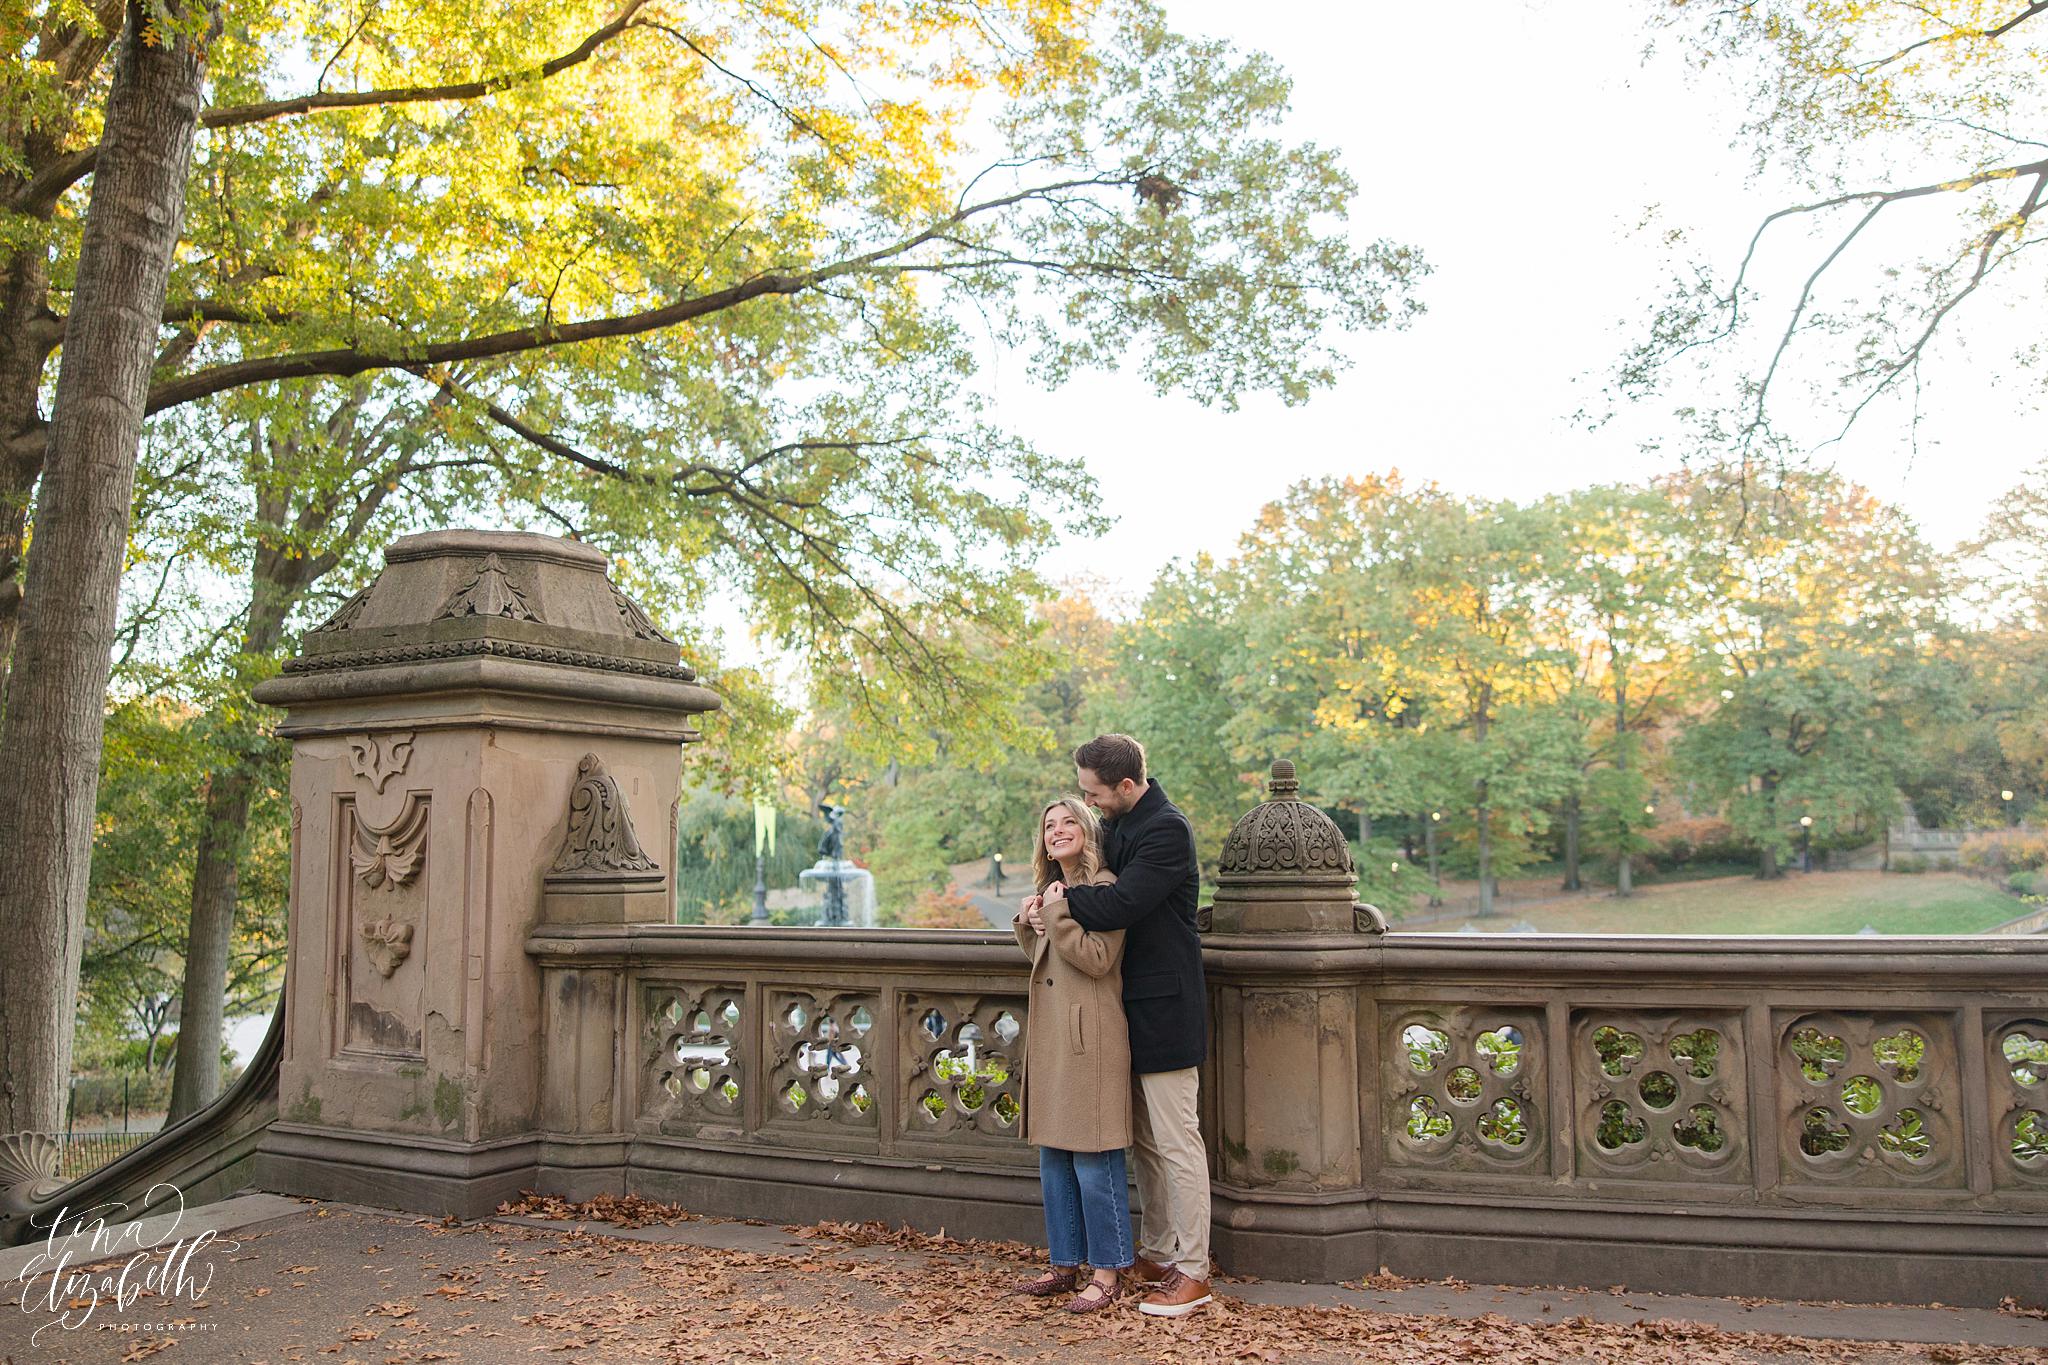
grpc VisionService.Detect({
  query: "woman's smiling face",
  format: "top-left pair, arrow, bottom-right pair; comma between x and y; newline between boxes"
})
1043,804 -> 1086,863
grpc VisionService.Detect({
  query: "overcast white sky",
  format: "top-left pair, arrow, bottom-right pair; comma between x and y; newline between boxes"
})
1001,0 -> 2043,601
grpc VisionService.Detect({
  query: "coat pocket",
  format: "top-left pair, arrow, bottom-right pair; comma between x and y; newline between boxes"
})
1124,973 -> 1179,1001
1068,1003 -> 1086,1055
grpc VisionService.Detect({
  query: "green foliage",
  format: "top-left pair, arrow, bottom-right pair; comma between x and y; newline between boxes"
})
1097,557 -> 1254,862
1665,467 -> 1948,875
672,785 -> 826,925
81,693 -> 286,1068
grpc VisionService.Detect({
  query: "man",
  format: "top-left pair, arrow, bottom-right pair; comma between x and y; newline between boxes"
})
1033,733 -> 1210,1317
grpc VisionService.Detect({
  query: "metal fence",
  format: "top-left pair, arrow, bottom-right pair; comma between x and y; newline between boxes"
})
57,1130 -> 157,1179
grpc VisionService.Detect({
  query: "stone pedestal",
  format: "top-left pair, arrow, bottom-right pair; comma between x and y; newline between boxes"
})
249,531 -> 718,1215
1202,760 -> 1386,1280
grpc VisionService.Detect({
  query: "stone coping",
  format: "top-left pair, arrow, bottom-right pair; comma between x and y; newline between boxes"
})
384,529 -> 609,569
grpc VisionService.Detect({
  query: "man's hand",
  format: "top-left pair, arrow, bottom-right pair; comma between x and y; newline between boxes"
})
1020,893 -> 1045,934
1043,880 -> 1067,901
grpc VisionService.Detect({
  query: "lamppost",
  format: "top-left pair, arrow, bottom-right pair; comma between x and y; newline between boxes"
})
1425,810 -> 1443,906
751,796 -> 774,925
1799,815 -> 1814,873
2003,789 -> 2017,827
990,851 -> 1005,894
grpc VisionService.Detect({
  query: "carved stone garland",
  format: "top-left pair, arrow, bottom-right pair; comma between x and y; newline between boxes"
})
351,792 -> 430,890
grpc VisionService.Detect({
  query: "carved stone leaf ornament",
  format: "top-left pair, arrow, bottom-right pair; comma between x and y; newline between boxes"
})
436,553 -> 537,622
0,1132 -> 63,1205
552,753 -> 658,875
310,574 -> 379,633
346,731 -> 415,794
359,915 -> 416,977
609,581 -> 675,643
352,793 -> 430,889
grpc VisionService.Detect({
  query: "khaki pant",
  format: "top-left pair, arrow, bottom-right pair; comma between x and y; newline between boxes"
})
1131,1067 -> 1209,1280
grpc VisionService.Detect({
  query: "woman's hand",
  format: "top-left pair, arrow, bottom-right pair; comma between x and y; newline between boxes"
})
1019,892 -> 1045,933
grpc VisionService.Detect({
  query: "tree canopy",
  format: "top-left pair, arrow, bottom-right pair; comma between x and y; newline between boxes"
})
1627,0 -> 2048,454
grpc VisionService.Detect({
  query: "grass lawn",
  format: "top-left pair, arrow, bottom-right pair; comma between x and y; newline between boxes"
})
1399,870 -> 2030,935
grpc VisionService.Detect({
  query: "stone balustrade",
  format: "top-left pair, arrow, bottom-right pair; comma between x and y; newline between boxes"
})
14,530 -> 2039,1310
520,920 -> 2048,1305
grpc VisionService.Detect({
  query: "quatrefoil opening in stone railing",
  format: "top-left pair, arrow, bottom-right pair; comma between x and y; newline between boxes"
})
903,993 -> 1025,1142
1779,1013 -> 1961,1189
1576,1015 -> 1745,1181
1386,1008 -> 1541,1170
1994,1020 -> 2048,1185
767,992 -> 878,1130
645,986 -> 744,1129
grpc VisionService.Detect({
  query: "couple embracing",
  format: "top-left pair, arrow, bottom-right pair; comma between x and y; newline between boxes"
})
1009,734 -> 1211,1317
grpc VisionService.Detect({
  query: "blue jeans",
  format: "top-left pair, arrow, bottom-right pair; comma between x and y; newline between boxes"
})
1039,1146 -> 1133,1270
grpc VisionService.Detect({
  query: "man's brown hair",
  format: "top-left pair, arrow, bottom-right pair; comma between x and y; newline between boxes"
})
1073,733 -> 1146,789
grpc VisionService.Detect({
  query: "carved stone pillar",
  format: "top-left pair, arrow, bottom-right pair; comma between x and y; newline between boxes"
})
249,530 -> 718,1216
1202,760 -> 1386,1280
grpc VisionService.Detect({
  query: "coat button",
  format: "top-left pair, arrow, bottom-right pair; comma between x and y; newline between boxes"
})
1044,978 -> 1053,986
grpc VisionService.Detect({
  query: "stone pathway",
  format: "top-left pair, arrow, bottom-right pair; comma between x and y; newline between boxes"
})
1,1194 -> 2042,1363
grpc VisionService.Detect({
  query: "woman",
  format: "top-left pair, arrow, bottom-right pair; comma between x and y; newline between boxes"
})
1009,796 -> 1133,1313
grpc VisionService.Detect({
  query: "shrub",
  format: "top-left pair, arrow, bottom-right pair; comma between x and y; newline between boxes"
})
1891,855 -> 1929,875
901,887 -> 987,929
1960,831 -> 2048,878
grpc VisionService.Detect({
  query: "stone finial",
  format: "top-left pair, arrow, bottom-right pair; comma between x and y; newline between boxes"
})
1209,757 -> 1381,936
1267,759 -> 1299,798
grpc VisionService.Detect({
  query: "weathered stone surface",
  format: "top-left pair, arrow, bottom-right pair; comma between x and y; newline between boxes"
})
1208,759 -> 1382,935
249,529 -> 719,1206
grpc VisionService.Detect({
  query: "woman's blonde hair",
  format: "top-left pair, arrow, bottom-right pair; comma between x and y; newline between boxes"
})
1032,796 -> 1104,891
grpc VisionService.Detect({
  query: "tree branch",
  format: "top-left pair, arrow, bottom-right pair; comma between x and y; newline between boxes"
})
144,173 -> 1123,413
10,0 -> 651,216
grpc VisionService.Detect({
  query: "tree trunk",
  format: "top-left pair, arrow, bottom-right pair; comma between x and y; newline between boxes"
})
1476,793 -> 1495,918
165,764 -> 257,1118
0,250 -> 56,705
0,0 -> 130,705
1561,792 -> 1582,892
1758,775 -> 1781,880
0,1 -> 210,1135
167,573 -> 291,1120
1612,670 -> 1632,897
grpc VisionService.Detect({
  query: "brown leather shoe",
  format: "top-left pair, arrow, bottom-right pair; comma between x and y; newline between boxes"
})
1011,1267 -> 1078,1297
1064,1276 -> 1123,1314
1126,1255 -> 1172,1285
1139,1268 -> 1212,1317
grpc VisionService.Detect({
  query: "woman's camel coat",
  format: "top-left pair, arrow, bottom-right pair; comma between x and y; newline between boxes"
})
1012,868 -> 1132,1154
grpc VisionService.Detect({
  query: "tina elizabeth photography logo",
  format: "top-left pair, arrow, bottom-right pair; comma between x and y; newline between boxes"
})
12,1186 -> 230,1347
